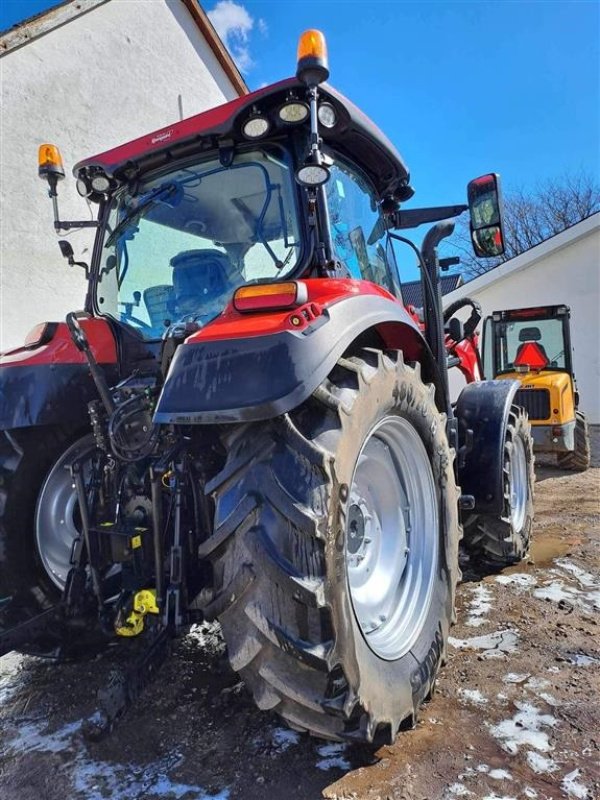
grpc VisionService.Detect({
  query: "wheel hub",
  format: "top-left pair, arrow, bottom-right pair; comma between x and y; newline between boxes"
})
345,415 -> 438,660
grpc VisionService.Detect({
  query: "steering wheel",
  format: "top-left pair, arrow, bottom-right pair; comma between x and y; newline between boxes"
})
443,297 -> 482,338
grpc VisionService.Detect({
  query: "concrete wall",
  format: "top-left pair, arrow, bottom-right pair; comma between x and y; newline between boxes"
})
446,214 -> 600,423
0,0 -> 240,350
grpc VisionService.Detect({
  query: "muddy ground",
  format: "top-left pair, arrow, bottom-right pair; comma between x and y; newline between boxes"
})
1,430 -> 598,800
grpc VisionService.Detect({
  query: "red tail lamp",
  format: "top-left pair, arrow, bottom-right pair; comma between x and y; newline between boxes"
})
233,282 -> 308,312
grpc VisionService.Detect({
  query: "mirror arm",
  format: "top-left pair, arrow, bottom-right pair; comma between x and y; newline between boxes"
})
388,204 -> 467,230
45,173 -> 100,232
54,220 -> 100,231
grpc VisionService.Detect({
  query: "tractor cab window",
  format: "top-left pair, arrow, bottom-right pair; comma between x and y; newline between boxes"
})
494,318 -> 567,373
97,149 -> 301,339
326,161 -> 399,296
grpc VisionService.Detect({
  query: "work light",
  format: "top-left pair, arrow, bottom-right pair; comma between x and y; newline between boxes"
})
242,112 -> 270,139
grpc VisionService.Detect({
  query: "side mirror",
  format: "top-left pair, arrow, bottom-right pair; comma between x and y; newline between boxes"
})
58,240 -> 74,260
467,173 -> 505,258
58,239 -> 90,279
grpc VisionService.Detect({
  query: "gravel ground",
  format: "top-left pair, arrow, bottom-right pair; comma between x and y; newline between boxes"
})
0,428 -> 598,800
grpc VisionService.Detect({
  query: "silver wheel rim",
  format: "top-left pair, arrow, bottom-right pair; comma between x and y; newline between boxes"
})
346,415 -> 439,661
35,436 -> 96,590
509,435 -> 527,533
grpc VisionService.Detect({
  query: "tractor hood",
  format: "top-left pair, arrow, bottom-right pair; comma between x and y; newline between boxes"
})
74,79 -> 411,200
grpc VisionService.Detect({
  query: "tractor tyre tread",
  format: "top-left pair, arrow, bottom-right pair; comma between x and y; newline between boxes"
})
463,406 -> 534,568
557,411 -> 590,472
201,349 -> 461,743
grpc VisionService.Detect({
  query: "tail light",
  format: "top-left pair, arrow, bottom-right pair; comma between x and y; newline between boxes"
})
233,281 -> 308,312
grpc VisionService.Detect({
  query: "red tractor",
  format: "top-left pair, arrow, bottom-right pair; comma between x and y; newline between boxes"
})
0,31 -> 534,743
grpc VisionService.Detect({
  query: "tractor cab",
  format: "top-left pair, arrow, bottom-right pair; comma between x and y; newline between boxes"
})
483,305 -> 590,468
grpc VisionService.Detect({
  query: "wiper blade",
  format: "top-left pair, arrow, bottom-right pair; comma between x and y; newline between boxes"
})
105,183 -> 181,248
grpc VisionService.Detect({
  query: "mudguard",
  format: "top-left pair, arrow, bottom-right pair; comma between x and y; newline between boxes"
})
0,319 -> 119,430
154,290 -> 435,424
455,379 -> 520,515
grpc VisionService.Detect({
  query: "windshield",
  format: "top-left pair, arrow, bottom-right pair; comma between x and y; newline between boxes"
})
494,317 -> 567,373
97,149 -> 302,338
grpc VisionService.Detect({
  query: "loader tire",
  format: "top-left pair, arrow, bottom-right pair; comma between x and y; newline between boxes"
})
557,411 -> 590,472
463,406 -> 534,567
200,349 -> 461,743
0,427 -> 95,654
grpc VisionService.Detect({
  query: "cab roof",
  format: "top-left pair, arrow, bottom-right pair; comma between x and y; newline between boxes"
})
74,78 -> 411,200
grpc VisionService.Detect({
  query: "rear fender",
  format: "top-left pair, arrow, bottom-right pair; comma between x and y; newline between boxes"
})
0,319 -> 118,429
154,290 -> 437,424
455,379 -> 520,515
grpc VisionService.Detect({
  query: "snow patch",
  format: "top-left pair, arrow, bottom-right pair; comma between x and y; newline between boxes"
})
495,573 -> 537,588
458,688 -> 487,706
523,789 -> 538,799
567,653 -> 600,667
186,621 -> 226,654
555,559 -> 598,588
488,769 -> 512,780
534,576 -> 600,613
449,629 -> 519,658
271,727 -> 301,751
503,672 -> 530,684
315,742 -> 351,771
524,677 -> 550,691
538,692 -> 559,706
466,585 -> 494,627
480,794 -> 517,800
526,751 -> 558,774
561,768 -> 590,799
488,702 -> 557,755
2,715 -> 229,799
446,784 -> 473,797
0,651 -> 26,706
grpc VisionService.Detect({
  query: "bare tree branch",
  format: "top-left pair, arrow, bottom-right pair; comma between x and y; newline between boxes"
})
449,171 -> 600,279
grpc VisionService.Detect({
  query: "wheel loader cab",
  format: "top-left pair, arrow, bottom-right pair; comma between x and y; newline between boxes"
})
483,305 -> 589,466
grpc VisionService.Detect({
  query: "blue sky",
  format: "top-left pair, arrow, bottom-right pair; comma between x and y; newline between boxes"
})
2,0 -> 599,272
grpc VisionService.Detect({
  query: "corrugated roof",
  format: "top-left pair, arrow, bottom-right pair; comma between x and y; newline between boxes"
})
401,273 -> 463,308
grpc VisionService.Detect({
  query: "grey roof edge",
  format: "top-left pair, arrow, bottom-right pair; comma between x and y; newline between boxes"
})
448,212 -> 600,299
0,0 -> 110,56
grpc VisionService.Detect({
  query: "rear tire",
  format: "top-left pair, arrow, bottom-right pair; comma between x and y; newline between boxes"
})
200,349 -> 461,743
557,411 -> 590,472
463,406 -> 534,567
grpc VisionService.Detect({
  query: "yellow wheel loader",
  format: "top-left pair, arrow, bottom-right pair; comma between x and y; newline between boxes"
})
483,304 -> 590,471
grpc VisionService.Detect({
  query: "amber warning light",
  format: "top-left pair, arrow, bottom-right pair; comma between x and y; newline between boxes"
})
233,282 -> 308,312
38,143 -> 65,180
296,29 -> 329,85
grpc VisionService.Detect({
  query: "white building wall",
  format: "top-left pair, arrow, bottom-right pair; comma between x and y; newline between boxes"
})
446,215 -> 600,423
0,0 -> 240,350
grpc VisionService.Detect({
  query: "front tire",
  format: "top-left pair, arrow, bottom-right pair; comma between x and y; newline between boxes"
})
0,428 -> 94,653
200,349 -> 461,743
463,406 -> 534,567
557,411 -> 590,472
